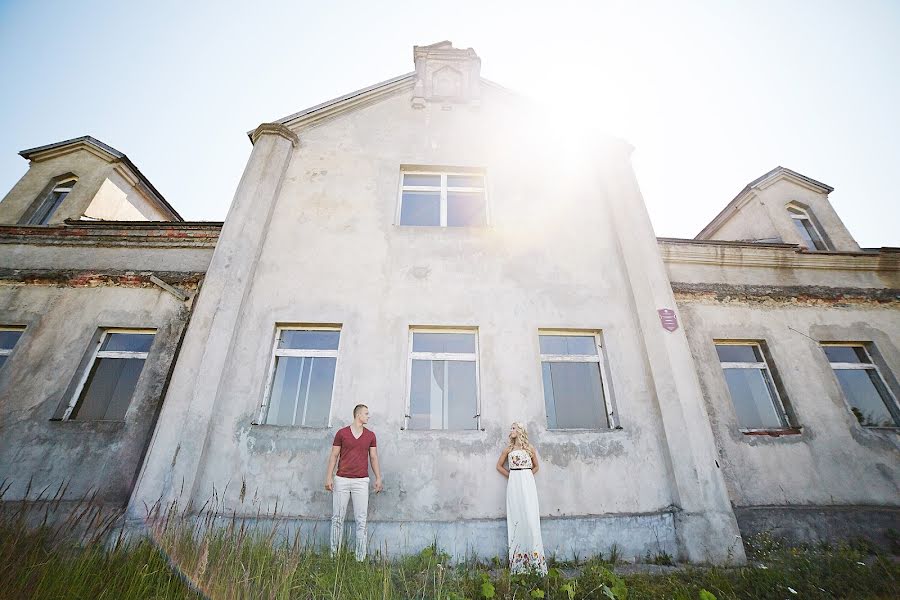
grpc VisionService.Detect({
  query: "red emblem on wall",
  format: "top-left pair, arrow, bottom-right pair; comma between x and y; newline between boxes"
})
658,308 -> 678,332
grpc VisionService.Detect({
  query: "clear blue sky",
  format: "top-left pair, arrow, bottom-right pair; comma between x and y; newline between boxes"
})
1,0 -> 898,246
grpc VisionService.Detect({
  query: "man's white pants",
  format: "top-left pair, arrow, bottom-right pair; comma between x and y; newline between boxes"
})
330,475 -> 369,561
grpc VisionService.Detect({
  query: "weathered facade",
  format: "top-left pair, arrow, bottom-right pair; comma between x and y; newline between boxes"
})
0,43 -> 897,563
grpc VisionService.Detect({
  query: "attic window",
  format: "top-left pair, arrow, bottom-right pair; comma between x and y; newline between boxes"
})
23,177 -> 77,225
398,170 -> 486,227
787,206 -> 828,251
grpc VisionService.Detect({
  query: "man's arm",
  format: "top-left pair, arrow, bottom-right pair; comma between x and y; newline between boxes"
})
324,445 -> 340,491
369,447 -> 383,493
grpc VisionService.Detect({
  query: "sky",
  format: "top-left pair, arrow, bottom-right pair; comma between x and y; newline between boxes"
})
1,0 -> 898,246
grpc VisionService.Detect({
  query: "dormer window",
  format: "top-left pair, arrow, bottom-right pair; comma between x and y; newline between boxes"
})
787,206 -> 828,251
23,177 -> 77,225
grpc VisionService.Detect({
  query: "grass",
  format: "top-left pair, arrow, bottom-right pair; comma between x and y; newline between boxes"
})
1,488 -> 898,599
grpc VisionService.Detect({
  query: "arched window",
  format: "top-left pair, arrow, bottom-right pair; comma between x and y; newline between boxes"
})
787,205 -> 828,251
23,177 -> 77,225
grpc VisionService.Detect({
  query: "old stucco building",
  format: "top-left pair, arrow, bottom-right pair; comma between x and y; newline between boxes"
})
1,42 -> 897,564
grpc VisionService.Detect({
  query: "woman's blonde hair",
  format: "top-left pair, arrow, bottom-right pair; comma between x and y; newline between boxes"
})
507,421 -> 535,457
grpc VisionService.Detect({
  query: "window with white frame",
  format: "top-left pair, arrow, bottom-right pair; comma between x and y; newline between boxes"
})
540,332 -> 613,429
62,329 -> 156,421
259,327 -> 340,427
787,206 -> 828,251
0,326 -> 25,370
406,329 -> 480,430
822,344 -> 899,427
23,177 -> 77,225
715,342 -> 789,430
398,171 -> 486,227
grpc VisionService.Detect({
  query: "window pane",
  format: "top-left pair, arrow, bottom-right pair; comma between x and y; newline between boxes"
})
0,330 -> 23,351
409,359 -> 444,429
29,191 -> 68,225
715,344 -> 761,363
278,330 -> 340,351
409,359 -> 477,430
403,174 -> 441,187
823,345 -> 868,364
835,369 -> 897,427
447,361 -> 477,429
266,356 -> 306,425
539,335 -> 597,356
542,361 -> 608,429
412,332 -> 476,353
72,357 -> 145,421
266,356 -> 337,426
400,191 -> 440,226
303,357 -> 336,426
722,368 -> 784,429
447,191 -> 486,227
792,219 -> 826,251
447,174 -> 484,188
101,332 -> 155,353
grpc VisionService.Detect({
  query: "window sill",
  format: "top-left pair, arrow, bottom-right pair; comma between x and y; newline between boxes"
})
858,426 -> 900,432
740,428 -> 802,437
48,418 -> 126,432
400,428 -> 485,434
545,426 -> 624,434
250,423 -> 332,430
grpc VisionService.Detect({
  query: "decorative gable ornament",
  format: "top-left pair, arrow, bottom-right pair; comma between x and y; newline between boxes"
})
411,41 -> 481,109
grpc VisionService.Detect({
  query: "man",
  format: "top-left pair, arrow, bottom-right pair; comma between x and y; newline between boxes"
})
325,404 -> 383,561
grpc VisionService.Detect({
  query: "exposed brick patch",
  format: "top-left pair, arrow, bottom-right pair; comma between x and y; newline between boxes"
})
671,282 -> 900,306
0,268 -> 204,289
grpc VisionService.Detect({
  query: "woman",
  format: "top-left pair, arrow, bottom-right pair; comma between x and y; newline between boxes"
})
496,421 -> 547,575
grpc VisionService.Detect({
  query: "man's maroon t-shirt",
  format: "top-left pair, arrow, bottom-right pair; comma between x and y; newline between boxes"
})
333,426 -> 376,478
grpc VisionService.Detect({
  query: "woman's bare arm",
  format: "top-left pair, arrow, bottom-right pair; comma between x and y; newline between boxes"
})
496,447 -> 511,478
530,447 -> 540,475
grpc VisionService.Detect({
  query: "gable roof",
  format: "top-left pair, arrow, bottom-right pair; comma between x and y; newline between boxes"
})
19,136 -> 182,221
695,166 -> 833,240
247,73 -> 525,141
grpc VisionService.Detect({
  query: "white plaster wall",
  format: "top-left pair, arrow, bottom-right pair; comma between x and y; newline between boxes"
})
0,285 -> 188,503
710,197 -> 781,243
83,171 -> 170,221
679,299 -> 900,507
188,88 -> 678,523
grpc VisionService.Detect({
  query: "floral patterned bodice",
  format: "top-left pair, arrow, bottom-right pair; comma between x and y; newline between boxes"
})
508,449 -> 533,470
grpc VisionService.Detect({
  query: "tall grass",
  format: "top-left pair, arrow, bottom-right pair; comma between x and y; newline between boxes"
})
1,482 -> 898,599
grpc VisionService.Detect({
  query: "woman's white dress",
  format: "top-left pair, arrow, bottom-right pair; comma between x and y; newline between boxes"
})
506,449 -> 547,575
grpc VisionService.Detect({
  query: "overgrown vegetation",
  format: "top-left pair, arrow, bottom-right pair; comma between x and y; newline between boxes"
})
1,486 -> 897,599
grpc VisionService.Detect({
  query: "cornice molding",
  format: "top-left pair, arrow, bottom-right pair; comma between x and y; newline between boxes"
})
659,240 -> 900,272
250,123 -> 300,147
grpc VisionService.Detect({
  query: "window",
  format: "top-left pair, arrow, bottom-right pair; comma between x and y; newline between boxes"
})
715,342 -> 789,430
540,332 -> 613,429
0,326 -> 25,370
259,327 -> 340,427
398,171 -> 486,227
822,344 -> 899,427
787,206 -> 828,251
406,329 -> 480,430
62,329 -> 155,421
24,177 -> 77,225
